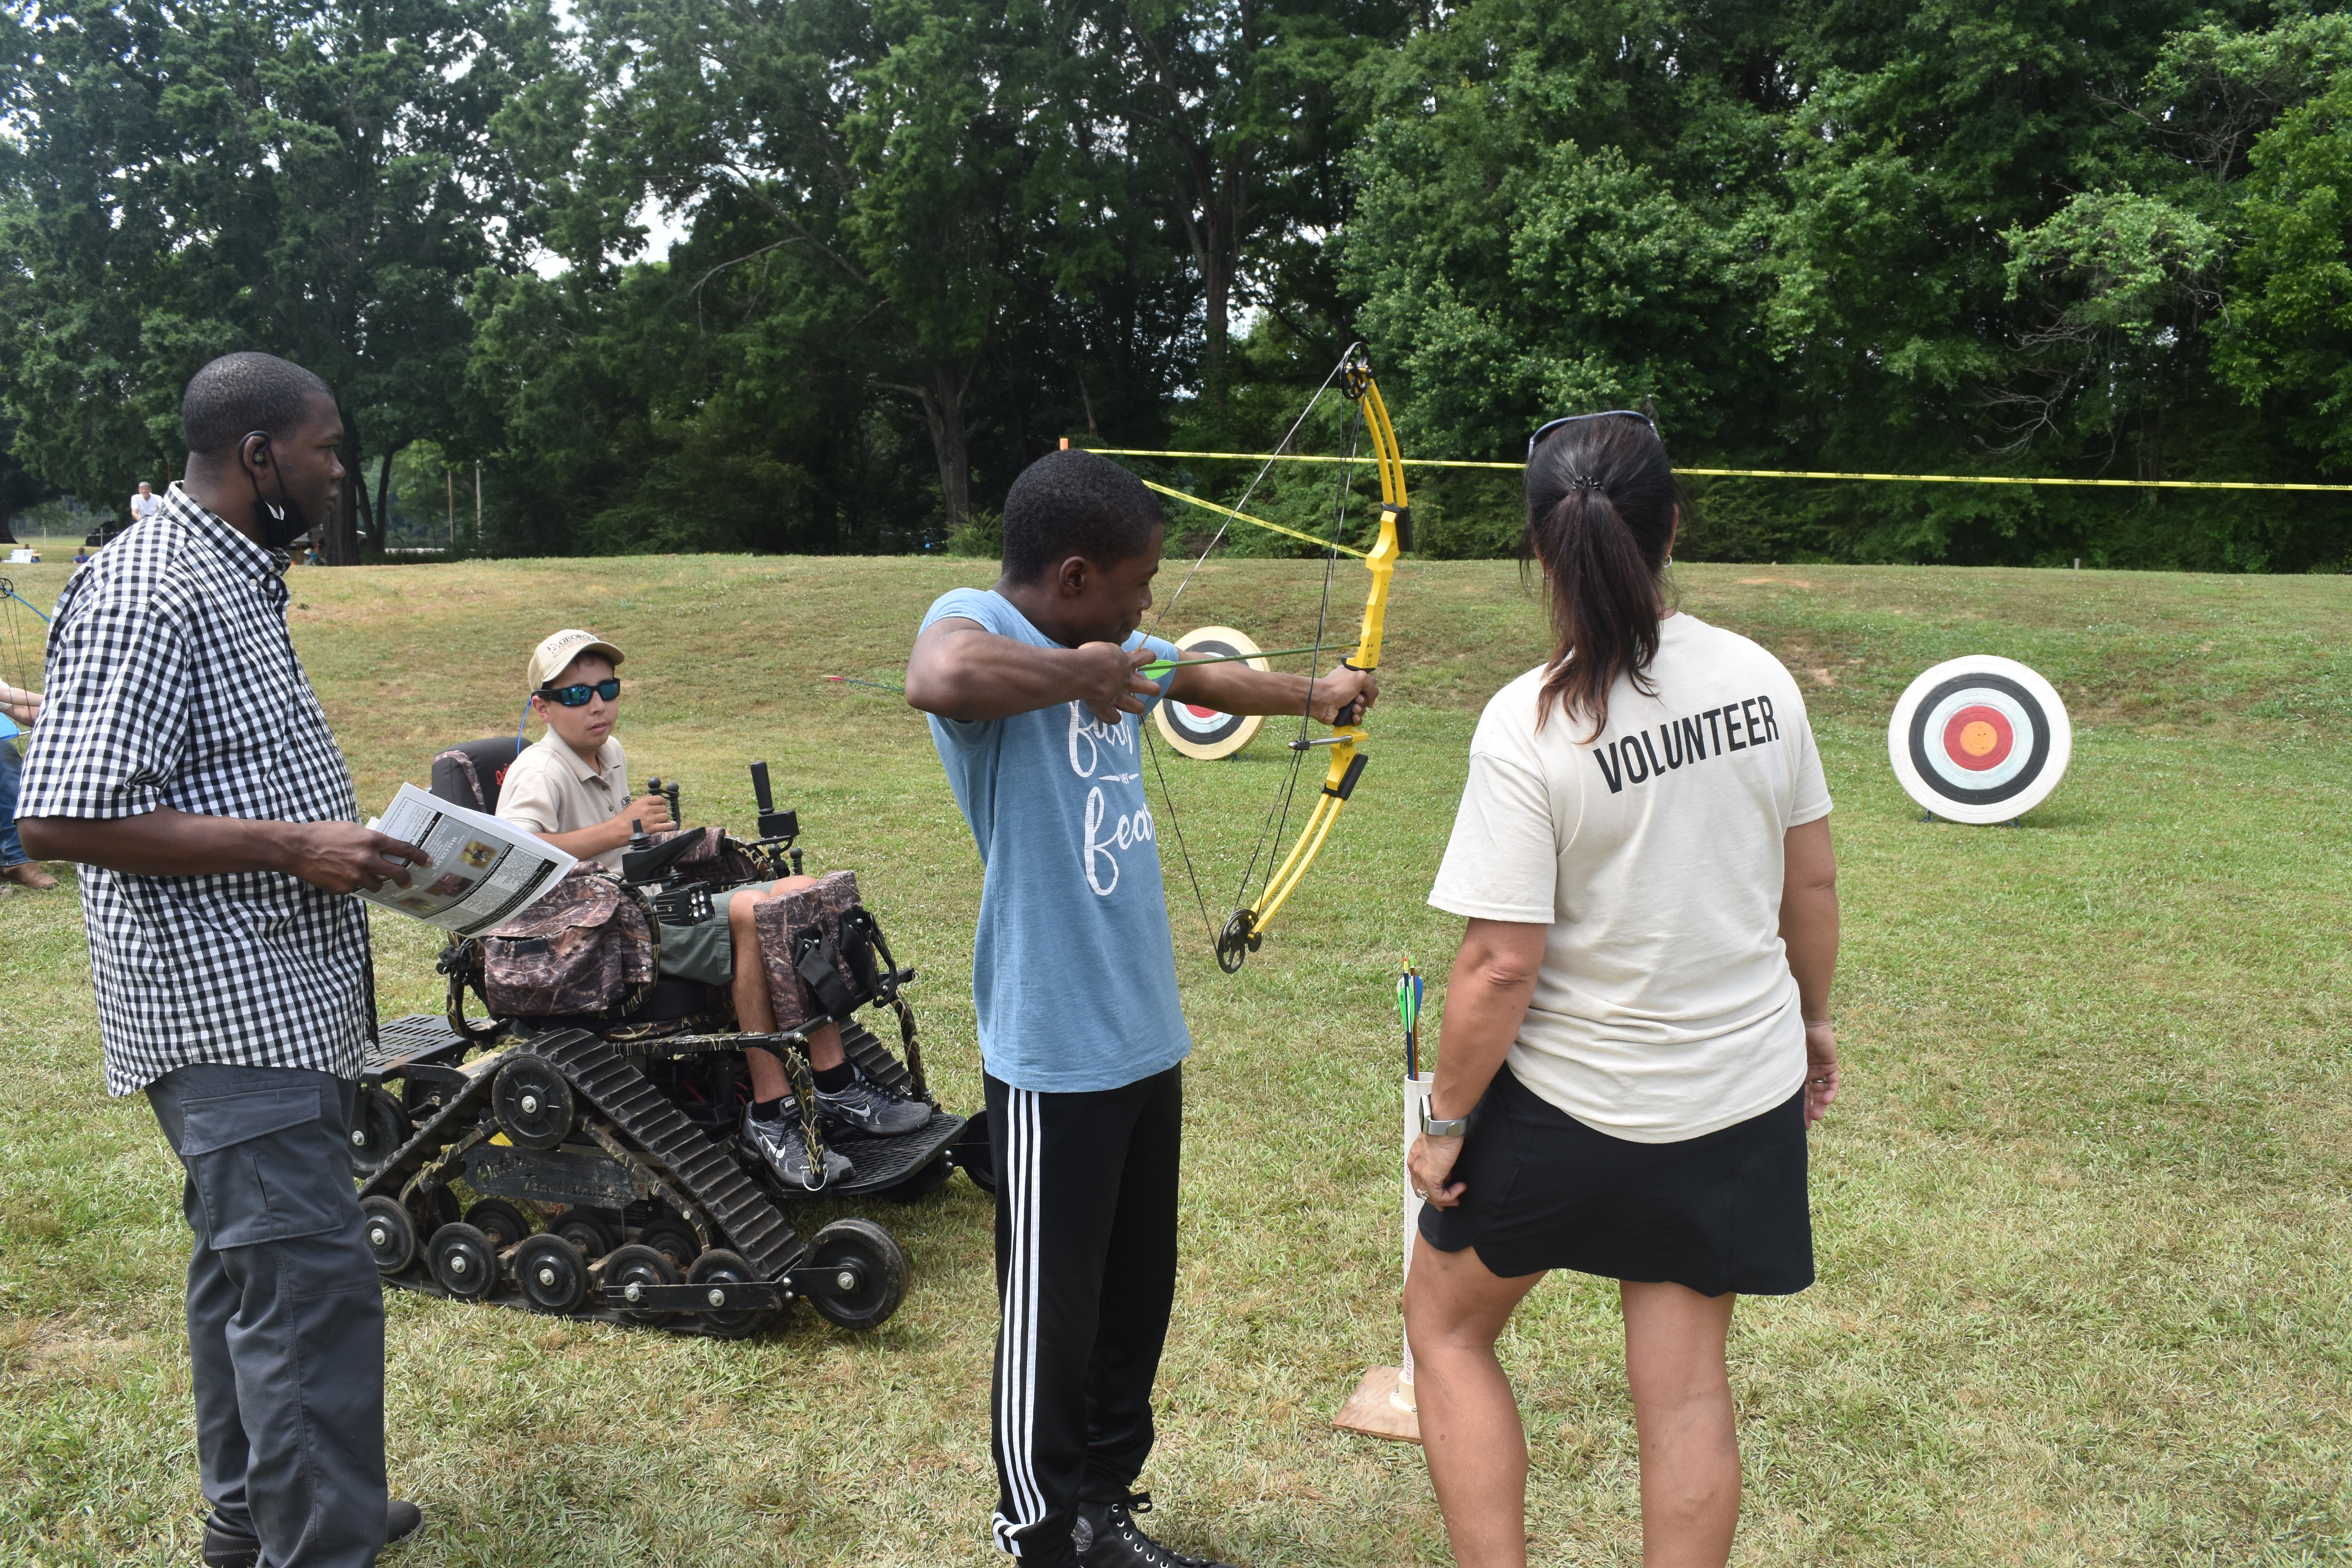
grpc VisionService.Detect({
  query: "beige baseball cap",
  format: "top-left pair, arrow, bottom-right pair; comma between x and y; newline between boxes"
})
527,628 -> 626,691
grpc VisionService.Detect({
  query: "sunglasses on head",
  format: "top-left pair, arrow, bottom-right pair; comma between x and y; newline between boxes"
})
1527,409 -> 1657,458
538,679 -> 621,707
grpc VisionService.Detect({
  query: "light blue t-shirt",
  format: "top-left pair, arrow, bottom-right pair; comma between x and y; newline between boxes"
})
921,587 -> 1192,1093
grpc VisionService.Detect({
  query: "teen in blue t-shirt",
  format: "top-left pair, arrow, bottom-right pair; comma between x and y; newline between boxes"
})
908,450 -> 1375,1568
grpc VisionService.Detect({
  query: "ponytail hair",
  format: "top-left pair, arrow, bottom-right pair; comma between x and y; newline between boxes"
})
1523,412 -> 1682,740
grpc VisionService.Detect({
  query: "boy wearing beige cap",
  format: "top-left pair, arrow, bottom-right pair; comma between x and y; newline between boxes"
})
499,629 -> 929,1187
499,629 -> 673,869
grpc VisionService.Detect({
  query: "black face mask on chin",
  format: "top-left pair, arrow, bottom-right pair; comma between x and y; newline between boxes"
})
241,430 -> 312,552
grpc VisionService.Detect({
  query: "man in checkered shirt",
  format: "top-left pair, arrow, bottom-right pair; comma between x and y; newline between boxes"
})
18,352 -> 433,1568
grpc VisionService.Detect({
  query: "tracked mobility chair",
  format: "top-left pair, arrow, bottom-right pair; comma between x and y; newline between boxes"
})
350,755 -> 991,1337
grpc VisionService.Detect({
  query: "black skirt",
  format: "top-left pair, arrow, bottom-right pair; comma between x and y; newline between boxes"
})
1418,1066 -> 1814,1297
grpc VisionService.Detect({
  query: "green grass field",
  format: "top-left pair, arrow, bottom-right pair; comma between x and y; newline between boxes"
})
2,555 -> 2348,1566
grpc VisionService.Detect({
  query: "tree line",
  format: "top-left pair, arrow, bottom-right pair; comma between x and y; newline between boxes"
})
4,0 -> 2351,570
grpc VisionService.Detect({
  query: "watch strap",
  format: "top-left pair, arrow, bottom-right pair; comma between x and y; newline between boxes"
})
1420,1104 -> 1470,1138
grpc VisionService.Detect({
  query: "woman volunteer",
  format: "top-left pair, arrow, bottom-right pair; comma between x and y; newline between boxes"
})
1403,410 -> 1842,1568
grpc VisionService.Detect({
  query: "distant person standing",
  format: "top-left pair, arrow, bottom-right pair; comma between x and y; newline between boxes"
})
17,352 -> 433,1568
129,481 -> 163,527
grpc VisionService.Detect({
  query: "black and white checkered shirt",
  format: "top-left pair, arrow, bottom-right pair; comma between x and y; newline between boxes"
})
17,484 -> 372,1096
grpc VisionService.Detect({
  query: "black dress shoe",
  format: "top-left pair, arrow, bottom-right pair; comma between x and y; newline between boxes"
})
201,1499 -> 423,1565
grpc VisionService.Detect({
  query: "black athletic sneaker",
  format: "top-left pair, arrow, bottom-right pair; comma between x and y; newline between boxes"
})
202,1498 -> 423,1566
741,1103 -> 851,1189
1075,1492 -> 1238,1568
814,1072 -> 932,1138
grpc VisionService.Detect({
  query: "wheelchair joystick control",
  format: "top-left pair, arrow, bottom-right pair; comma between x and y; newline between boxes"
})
749,761 -> 799,843
628,818 -> 652,853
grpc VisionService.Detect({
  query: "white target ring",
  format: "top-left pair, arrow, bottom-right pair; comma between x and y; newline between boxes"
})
1152,626 -> 1268,760
1888,655 -> 2072,824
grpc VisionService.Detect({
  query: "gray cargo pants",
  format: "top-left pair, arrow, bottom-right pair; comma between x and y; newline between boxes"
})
147,1063 -> 389,1568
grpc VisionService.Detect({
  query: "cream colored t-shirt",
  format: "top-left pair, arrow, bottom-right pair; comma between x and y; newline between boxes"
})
1427,612 -> 1832,1143
496,731 -> 631,870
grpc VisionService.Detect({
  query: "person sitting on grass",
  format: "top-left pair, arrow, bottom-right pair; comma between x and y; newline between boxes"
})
497,627 -> 929,1189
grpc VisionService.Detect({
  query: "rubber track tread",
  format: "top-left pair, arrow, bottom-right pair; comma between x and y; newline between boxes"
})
358,1070 -> 499,1201
840,1018 -> 914,1098
530,1030 -> 802,1280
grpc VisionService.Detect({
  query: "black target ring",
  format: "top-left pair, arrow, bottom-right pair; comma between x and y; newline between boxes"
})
1906,672 -> 2049,808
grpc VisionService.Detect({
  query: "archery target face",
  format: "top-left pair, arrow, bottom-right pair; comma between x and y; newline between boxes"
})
1887,655 -> 2073,824
1152,626 -> 1268,760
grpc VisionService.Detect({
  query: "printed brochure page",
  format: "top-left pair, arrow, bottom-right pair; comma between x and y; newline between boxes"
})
360,782 -> 576,936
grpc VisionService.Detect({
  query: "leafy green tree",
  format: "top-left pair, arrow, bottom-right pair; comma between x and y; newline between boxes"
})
1108,0 -> 1413,421
0,0 -> 546,562
527,0 -> 1148,536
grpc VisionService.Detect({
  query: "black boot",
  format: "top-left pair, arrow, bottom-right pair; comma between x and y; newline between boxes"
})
1074,1492 -> 1239,1568
202,1498 -> 423,1566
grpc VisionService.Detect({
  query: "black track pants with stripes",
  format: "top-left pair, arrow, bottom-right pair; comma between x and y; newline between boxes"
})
987,1064 -> 1182,1564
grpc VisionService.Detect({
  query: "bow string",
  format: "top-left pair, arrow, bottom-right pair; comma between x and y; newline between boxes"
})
1138,345 -> 1412,973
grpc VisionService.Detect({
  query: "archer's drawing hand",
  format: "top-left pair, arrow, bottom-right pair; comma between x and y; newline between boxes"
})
1406,1131 -> 1467,1209
1078,642 -> 1159,725
287,824 -> 432,894
1308,664 -> 1378,726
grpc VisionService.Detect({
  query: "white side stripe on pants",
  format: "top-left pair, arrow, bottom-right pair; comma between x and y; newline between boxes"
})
992,1089 -> 1045,1555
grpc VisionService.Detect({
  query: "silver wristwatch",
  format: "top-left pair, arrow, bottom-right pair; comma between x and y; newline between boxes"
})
1420,1103 -> 1469,1138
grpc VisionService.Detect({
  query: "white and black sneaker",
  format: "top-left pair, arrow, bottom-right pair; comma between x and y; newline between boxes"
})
1075,1493 -> 1238,1568
740,1103 -> 851,1191
814,1071 -> 933,1139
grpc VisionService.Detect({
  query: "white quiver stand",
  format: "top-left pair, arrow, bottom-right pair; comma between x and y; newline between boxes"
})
1332,1070 -> 1433,1443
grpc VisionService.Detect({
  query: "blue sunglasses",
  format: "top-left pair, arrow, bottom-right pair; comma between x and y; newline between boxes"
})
537,679 -> 621,707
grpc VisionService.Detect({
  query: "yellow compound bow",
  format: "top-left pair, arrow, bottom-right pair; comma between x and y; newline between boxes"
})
1140,346 -> 1411,973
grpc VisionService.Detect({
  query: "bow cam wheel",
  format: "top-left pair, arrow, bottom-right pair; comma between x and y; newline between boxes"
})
1216,911 -> 1259,974
427,1222 -> 498,1301
464,1198 -> 532,1251
492,1055 -> 575,1149
360,1196 -> 418,1275
600,1243 -> 682,1326
512,1233 -> 590,1314
348,1087 -> 411,1178
685,1249 -> 775,1340
806,1218 -> 908,1331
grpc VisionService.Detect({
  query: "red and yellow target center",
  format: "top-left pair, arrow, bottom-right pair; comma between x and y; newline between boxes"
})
1941,705 -> 2014,771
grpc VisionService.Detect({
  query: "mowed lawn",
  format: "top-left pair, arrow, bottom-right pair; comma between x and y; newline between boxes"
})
2,554 -> 2348,1567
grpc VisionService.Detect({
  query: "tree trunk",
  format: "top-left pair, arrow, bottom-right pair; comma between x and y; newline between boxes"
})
375,448 -> 396,552
913,360 -> 975,537
327,405 -> 363,565
0,501 -> 16,546
1201,240 -> 1231,422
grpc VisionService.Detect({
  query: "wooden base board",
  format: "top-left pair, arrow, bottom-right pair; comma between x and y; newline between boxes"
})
1332,1365 -> 1421,1444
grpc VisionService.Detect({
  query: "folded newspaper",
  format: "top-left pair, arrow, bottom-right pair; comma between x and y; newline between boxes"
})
359,782 -> 577,936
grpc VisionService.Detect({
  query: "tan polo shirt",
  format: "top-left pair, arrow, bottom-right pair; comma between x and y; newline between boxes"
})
497,731 -> 631,870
